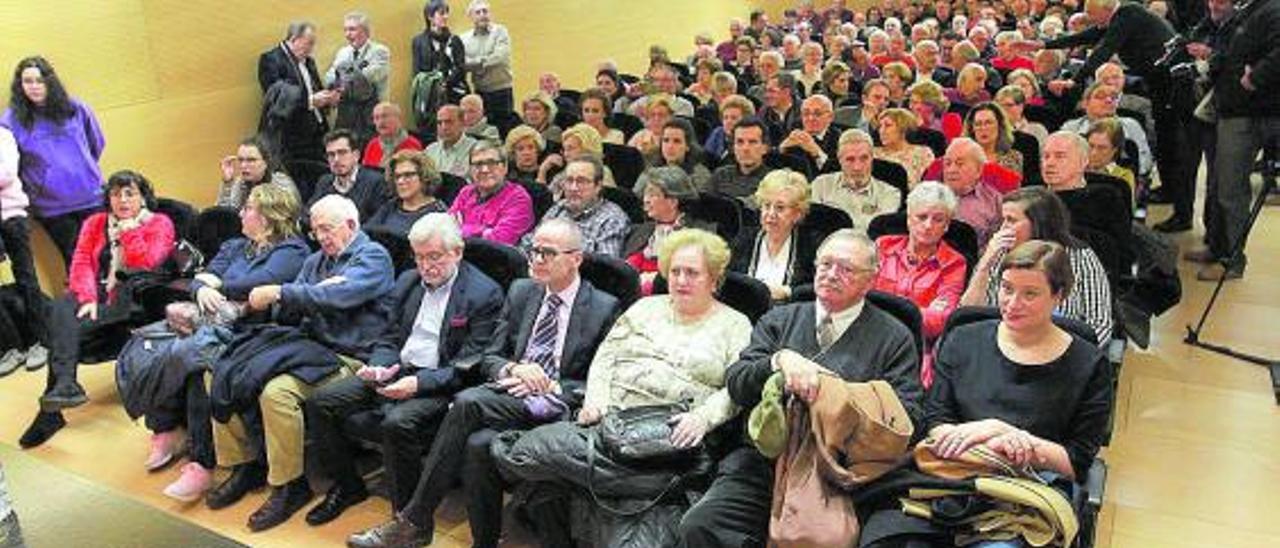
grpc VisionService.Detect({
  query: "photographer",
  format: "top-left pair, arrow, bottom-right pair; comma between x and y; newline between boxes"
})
1179,0 -> 1236,264
1187,0 -> 1280,281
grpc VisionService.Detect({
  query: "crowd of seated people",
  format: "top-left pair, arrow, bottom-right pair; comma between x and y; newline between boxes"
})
11,0 -> 1219,545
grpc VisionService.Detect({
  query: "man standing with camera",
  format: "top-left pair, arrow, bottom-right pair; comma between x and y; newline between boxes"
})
326,11 -> 391,144
1186,0 -> 1280,280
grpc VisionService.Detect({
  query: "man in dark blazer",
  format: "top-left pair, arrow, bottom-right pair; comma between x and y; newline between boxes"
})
679,229 -> 924,548
347,219 -> 621,548
307,129 -> 391,221
305,212 -> 503,529
258,21 -> 337,164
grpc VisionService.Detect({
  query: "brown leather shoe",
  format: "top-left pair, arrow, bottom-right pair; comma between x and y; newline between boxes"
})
346,517 -> 431,548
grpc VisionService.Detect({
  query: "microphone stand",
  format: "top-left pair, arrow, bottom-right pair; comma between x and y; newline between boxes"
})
1183,137 -> 1279,404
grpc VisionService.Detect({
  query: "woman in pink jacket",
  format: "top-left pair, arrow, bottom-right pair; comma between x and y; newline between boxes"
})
21,170 -> 175,448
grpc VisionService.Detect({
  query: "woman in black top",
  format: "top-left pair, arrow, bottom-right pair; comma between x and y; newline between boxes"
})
411,1 -> 468,103
365,150 -> 446,237
925,239 -> 1112,482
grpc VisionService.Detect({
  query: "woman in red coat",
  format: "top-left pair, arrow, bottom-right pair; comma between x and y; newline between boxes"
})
21,170 -> 175,448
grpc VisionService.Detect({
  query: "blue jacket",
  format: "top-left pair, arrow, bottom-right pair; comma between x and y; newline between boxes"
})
279,231 -> 395,361
191,236 -> 310,301
370,261 -> 504,395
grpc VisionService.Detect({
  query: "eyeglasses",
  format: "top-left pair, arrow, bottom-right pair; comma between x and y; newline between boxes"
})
393,171 -> 420,181
414,251 -> 451,263
561,176 -> 596,188
528,246 -> 580,262
471,158 -> 504,170
815,258 -> 870,278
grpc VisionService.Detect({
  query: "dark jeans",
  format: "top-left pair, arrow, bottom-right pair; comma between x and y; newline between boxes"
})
401,386 -> 538,548
46,295 -> 135,392
0,217 -> 48,348
33,208 -> 95,268
1210,116 -> 1280,266
145,372 -> 216,469
305,375 -> 450,510
479,88 -> 514,115
678,447 -> 773,548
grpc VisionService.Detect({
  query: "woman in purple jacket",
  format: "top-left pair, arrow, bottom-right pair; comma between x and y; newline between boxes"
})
0,56 -> 106,266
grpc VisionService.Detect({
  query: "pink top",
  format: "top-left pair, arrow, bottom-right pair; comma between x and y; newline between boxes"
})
0,127 -> 30,221
873,234 -> 967,340
447,181 -> 534,245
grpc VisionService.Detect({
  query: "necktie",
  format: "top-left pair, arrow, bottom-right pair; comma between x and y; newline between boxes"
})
523,293 -> 564,379
817,314 -> 836,351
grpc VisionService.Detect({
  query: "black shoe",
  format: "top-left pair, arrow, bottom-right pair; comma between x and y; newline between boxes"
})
305,483 -> 369,526
18,411 -> 66,448
347,516 -> 432,548
205,463 -> 267,510
39,380 -> 87,412
1147,187 -> 1173,204
1153,215 -> 1192,233
248,478 -> 313,532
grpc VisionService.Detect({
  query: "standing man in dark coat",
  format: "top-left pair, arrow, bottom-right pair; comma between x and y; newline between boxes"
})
305,212 -> 503,529
678,229 -> 923,548
258,21 -> 338,164
345,219 -> 620,548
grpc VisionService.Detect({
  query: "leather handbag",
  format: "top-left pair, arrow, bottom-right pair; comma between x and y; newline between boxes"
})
770,400 -> 859,548
597,401 -> 695,463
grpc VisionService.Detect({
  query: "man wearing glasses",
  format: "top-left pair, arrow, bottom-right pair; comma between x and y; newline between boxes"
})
680,229 -> 923,547
305,212 -> 504,530
448,141 -> 535,245
349,219 -> 621,548
523,155 -> 630,257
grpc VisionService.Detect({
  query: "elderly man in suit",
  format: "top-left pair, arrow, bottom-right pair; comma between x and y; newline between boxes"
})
679,229 -> 923,547
347,218 -> 621,548
305,212 -> 504,527
307,129 -> 390,222
325,11 -> 391,142
258,21 -> 338,163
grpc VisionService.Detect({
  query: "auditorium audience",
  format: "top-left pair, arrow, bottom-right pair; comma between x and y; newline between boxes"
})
940,137 -> 1003,248
964,102 -> 1025,175
258,21 -> 334,164
624,167 -> 713,293
502,125 -> 544,185
652,118 -> 713,193
780,94 -> 841,174
704,94 -> 756,163
708,117 -> 771,202
0,124 -> 47,374
460,93 -> 500,144
324,11 -> 390,141
578,88 -> 625,145
519,91 -> 561,144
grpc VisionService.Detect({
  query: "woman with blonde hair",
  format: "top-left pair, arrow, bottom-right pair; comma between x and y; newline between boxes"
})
520,91 -> 561,144
881,61 -> 915,107
729,169 -> 817,301
503,125 -> 546,185
907,80 -> 952,133
876,108 -> 936,187
537,123 -> 616,196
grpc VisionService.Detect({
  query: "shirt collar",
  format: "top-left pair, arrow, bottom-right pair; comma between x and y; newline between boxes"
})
423,265 -> 460,294
815,298 -> 865,339
545,275 -> 581,309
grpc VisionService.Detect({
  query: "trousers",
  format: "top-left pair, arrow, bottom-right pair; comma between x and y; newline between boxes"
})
0,217 -> 47,349
146,371 -> 216,469
212,363 -> 353,486
1210,116 -> 1280,265
678,447 -> 773,548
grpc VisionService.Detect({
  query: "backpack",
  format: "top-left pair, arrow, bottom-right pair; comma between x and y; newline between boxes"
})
410,71 -> 447,131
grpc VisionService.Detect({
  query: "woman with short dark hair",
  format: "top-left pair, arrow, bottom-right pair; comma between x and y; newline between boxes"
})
1,56 -> 107,265
21,170 -> 176,448
365,150 -> 448,236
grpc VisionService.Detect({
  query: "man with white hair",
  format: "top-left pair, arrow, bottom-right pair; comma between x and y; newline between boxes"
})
460,0 -> 514,114
1042,131 -> 1133,267
325,11 -> 390,142
811,129 -> 901,233
460,93 -> 500,144
307,212 -> 504,531
940,138 -> 1002,247
206,195 -> 395,531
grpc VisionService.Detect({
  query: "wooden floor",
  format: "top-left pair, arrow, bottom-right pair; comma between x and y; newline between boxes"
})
1,191 -> 1277,547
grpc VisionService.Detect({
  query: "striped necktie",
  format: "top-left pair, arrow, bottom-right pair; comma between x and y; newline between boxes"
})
522,293 -> 564,378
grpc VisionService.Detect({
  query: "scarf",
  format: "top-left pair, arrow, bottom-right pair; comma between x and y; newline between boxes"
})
377,130 -> 410,167
106,208 -> 153,294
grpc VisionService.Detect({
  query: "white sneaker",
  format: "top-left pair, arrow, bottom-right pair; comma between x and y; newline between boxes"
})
0,349 -> 24,377
24,344 -> 47,371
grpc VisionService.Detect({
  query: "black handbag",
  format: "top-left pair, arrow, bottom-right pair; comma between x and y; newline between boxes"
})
597,401 -> 695,463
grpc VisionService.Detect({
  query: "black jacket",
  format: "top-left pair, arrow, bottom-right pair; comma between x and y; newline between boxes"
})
1044,2 -> 1175,83
1212,0 -> 1280,118
257,43 -> 327,135
412,29 -> 469,101
308,166 -> 391,222
728,226 -> 818,297
473,277 -> 621,409
368,261 -> 504,395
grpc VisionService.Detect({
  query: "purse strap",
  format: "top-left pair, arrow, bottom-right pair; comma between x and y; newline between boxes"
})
585,432 -> 685,517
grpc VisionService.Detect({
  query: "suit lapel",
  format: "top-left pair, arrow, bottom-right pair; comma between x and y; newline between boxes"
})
439,266 -> 470,358
512,283 -> 544,360
561,282 -> 595,365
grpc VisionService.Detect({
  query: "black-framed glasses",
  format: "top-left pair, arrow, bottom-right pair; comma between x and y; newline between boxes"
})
528,246 -> 581,261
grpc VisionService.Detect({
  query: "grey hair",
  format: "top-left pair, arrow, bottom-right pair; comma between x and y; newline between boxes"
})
536,218 -> 585,250
408,212 -> 465,250
802,94 -> 833,113
310,194 -> 361,229
1048,130 -> 1090,162
285,21 -> 316,40
837,128 -> 874,150
467,0 -> 491,14
947,137 -> 988,165
469,140 -> 507,164
566,154 -> 605,183
906,181 -> 959,216
344,11 -> 371,33
818,229 -> 879,272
